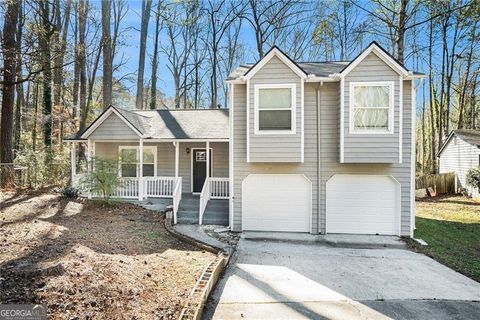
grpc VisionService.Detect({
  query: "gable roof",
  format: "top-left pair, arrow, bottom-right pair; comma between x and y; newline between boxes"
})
339,41 -> 409,77
438,129 -> 480,157
243,46 -> 308,80
65,107 -> 229,141
227,42 -> 425,82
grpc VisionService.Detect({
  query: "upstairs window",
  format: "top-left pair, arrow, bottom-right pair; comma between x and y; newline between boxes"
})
119,146 -> 157,177
350,82 -> 394,134
255,84 -> 296,134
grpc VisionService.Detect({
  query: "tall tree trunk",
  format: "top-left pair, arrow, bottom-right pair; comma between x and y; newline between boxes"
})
39,0 -> 53,148
102,0 -> 113,108
150,3 -> 160,110
0,0 -> 19,187
72,2 -> 80,127
136,0 -> 152,110
78,0 -> 87,131
14,0 -> 24,155
53,0 -> 72,109
396,0 -> 408,63
428,18 -> 437,173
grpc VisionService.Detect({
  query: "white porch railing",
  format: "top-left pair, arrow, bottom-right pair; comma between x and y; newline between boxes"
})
72,175 -> 181,201
145,177 -> 176,197
199,177 -> 229,224
210,177 -> 229,199
172,177 -> 182,224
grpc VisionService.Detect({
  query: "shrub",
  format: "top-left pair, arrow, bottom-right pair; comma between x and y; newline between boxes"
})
80,157 -> 120,204
465,167 -> 480,193
62,186 -> 79,198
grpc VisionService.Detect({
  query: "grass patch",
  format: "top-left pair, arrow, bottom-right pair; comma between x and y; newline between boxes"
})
412,196 -> 480,282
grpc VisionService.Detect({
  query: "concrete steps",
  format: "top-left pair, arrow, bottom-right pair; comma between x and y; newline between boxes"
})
176,194 -> 228,226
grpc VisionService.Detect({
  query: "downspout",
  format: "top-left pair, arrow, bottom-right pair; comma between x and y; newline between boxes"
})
316,81 -> 323,234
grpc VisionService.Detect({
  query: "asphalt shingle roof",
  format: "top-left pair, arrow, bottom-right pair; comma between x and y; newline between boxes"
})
452,130 -> 480,147
65,107 -> 229,140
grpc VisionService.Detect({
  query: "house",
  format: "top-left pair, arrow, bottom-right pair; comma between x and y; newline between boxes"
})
438,129 -> 480,197
66,42 -> 425,237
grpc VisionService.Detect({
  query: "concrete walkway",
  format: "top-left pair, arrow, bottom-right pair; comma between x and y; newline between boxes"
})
204,239 -> 480,320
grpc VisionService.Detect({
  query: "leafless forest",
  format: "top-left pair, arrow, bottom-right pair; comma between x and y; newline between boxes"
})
0,0 -> 479,187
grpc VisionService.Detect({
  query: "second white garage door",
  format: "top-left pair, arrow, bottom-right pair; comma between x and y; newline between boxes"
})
326,175 -> 400,235
242,174 -> 311,232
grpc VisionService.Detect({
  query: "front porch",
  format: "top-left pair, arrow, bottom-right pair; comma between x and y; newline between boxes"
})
69,139 -> 230,226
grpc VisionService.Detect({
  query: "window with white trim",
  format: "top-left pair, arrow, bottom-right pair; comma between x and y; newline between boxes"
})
255,84 -> 295,133
350,82 -> 394,133
119,146 -> 157,177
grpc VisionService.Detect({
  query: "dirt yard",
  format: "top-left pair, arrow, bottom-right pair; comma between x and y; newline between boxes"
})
0,190 -> 215,319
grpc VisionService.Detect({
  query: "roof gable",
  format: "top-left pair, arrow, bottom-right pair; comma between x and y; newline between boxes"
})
438,130 -> 480,157
340,42 -> 409,78
243,46 -> 308,80
80,106 -> 146,139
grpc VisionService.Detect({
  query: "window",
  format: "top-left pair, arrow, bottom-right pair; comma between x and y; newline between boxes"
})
119,146 -> 157,177
196,151 -> 206,162
255,84 -> 295,133
350,82 -> 394,134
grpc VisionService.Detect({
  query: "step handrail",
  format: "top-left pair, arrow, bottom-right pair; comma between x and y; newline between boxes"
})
199,177 -> 211,225
172,177 -> 182,224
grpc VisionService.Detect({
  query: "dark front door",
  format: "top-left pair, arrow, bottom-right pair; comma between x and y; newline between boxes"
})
192,149 -> 212,192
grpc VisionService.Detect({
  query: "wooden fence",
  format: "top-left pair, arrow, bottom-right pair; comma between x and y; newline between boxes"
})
415,172 -> 457,194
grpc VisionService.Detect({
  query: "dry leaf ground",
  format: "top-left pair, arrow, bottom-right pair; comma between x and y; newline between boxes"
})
0,190 -> 215,319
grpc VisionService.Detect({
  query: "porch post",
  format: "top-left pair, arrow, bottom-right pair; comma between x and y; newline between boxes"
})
175,141 -> 179,178
87,139 -> 92,199
71,142 -> 76,183
206,141 -> 210,179
139,139 -> 144,200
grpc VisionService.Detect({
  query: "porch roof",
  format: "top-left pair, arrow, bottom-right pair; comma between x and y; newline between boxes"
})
65,107 -> 229,141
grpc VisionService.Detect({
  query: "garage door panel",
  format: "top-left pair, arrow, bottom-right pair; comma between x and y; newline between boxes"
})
242,174 -> 311,233
326,175 -> 399,235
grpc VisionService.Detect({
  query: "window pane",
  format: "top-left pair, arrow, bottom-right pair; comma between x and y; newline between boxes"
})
143,164 -> 154,176
196,151 -> 206,162
354,109 -> 389,130
354,86 -> 389,109
121,164 -> 137,177
143,149 -> 155,163
259,110 -> 291,130
259,88 -> 291,109
121,149 -> 137,164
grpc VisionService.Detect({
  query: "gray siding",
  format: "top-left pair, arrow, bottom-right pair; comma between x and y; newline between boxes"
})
320,81 -> 412,236
343,52 -> 400,163
233,83 -> 319,232
232,80 -> 413,236
439,137 -> 480,197
94,141 -> 229,192
90,113 -> 140,139
248,56 -> 302,162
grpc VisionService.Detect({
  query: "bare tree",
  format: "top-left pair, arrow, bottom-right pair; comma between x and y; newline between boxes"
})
102,0 -> 113,108
150,1 -> 162,109
136,0 -> 152,110
0,0 -> 19,187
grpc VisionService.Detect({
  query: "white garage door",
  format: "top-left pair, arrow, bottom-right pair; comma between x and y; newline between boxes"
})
326,175 -> 399,235
242,174 -> 311,232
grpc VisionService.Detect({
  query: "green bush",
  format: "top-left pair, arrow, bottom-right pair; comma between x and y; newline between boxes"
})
465,166 -> 480,192
81,157 -> 120,204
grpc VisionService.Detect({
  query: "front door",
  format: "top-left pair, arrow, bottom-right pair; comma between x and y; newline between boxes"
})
192,149 -> 212,192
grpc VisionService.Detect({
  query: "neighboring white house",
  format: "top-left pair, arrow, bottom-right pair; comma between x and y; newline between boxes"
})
66,41 -> 425,237
438,130 -> 480,198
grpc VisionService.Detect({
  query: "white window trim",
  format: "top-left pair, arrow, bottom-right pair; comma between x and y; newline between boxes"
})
118,145 -> 157,177
349,81 -> 395,135
254,83 -> 296,135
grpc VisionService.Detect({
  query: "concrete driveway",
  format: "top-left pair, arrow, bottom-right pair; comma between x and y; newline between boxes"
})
204,238 -> 480,320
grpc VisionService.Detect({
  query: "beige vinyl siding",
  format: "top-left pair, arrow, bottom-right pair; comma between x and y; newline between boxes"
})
439,137 -> 480,197
319,81 -> 412,235
248,56 -> 302,162
89,113 -> 140,139
343,52 -> 400,163
233,83 -> 318,232
94,141 -> 229,193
